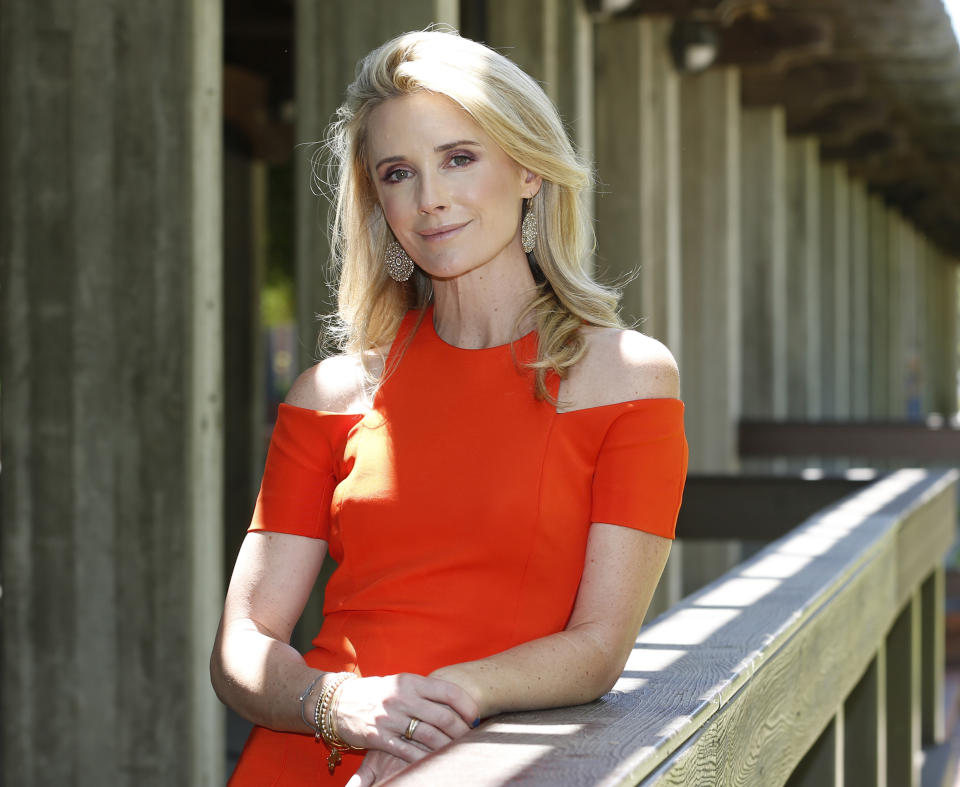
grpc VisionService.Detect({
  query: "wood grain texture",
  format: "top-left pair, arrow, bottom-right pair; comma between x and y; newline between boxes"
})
387,469 -> 957,786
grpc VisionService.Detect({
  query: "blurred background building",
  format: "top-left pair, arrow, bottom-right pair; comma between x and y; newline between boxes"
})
2,0 -> 959,784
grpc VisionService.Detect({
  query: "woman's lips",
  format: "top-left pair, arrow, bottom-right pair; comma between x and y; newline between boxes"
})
418,222 -> 469,241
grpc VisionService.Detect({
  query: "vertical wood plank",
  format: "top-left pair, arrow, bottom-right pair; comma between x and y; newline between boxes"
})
921,565 -> 945,745
786,709 -> 843,787
886,592 -> 921,787
844,651 -> 885,787
868,196 -> 890,419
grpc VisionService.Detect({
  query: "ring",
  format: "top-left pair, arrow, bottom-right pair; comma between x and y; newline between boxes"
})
404,717 -> 420,741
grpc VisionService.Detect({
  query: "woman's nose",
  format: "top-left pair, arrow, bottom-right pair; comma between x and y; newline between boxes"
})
417,173 -> 447,214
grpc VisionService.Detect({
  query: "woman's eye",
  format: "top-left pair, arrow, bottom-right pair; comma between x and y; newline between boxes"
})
449,154 -> 473,167
384,168 -> 412,183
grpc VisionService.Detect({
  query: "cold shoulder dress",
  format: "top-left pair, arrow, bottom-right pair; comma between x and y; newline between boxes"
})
230,306 -> 688,785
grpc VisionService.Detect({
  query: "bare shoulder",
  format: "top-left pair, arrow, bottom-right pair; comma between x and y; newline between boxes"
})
561,327 -> 680,411
284,349 -> 386,414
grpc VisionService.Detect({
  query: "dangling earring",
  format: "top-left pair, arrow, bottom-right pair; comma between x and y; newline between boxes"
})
384,240 -> 414,282
521,202 -> 537,254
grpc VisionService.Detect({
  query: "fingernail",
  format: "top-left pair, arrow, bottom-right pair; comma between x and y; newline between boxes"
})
471,718 -> 481,728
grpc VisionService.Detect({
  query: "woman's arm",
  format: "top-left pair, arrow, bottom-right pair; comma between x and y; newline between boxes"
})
431,523 -> 671,717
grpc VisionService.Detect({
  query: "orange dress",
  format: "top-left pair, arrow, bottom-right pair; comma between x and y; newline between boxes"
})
230,306 -> 687,785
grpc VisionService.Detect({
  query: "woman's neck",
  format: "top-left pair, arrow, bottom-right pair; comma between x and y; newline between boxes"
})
431,254 -> 539,349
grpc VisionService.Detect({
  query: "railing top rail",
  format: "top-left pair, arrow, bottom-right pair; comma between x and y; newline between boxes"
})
389,468 -> 959,786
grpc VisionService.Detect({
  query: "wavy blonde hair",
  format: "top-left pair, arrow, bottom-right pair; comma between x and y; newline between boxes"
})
320,29 -> 623,400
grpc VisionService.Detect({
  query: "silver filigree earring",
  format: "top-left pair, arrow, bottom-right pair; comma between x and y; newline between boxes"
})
521,203 -> 537,254
385,240 -> 414,282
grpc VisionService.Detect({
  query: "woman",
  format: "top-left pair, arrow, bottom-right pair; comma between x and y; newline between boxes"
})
211,29 -> 687,787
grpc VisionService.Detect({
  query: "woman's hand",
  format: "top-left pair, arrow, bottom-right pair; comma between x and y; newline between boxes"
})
335,673 -> 478,762
345,750 -> 410,787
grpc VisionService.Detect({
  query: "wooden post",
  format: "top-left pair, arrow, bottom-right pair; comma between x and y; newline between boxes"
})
787,710 -> 844,787
921,565 -> 945,745
886,592 -> 921,787
887,213 -> 906,418
786,137 -> 821,421
843,649 -> 886,787
0,1 -> 224,784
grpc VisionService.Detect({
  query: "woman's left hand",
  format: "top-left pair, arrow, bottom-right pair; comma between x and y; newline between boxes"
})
345,750 -> 411,786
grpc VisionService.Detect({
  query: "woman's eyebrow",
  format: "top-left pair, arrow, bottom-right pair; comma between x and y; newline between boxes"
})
374,140 -> 481,170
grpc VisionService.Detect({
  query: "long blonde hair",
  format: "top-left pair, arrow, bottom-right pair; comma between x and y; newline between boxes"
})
321,29 -> 622,400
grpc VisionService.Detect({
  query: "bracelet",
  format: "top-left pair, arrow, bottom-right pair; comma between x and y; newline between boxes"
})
312,672 -> 362,775
297,673 -> 325,733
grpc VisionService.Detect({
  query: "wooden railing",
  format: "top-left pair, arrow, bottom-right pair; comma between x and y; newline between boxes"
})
389,468 -> 958,786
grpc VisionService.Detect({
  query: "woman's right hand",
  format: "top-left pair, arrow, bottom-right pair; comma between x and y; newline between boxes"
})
335,673 -> 479,762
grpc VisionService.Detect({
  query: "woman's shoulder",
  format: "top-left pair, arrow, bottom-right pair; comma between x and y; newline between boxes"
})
285,350 -> 386,413
561,326 -> 679,411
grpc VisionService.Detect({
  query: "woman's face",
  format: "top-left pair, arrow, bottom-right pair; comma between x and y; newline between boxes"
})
365,91 -> 541,280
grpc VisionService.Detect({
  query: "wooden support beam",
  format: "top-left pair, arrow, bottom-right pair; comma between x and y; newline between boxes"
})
843,650 -> 885,787
886,592 -> 922,787
786,710 -> 843,787
921,566 -> 946,746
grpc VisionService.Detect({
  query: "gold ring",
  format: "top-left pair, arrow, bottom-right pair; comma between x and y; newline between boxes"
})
404,717 -> 420,741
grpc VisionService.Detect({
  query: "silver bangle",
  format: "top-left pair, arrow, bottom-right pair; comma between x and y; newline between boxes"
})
298,673 -> 325,732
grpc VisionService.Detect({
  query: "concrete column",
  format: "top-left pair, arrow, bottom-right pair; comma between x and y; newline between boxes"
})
819,163 -> 851,419
0,2 -> 224,785
785,137 -> 821,420
485,0 -> 594,218
594,16 -> 680,344
888,212 -> 906,417
740,107 -> 787,422
294,0 -> 458,371
679,67 -> 742,593
849,179 -> 870,420
679,67 -> 741,473
868,196 -> 890,418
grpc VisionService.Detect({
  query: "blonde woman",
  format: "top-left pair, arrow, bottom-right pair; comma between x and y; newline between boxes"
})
211,29 -> 687,787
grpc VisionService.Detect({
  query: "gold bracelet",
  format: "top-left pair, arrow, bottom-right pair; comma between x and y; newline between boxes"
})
313,672 -> 362,774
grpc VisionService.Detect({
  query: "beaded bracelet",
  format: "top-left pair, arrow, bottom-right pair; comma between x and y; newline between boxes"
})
297,673 -> 325,733
312,672 -> 362,774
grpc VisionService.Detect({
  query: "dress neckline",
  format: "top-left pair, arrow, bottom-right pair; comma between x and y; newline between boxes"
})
423,303 -> 538,353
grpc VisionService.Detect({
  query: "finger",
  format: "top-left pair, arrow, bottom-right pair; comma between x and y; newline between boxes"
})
406,719 -> 453,752
381,733 -> 433,764
417,677 -> 480,725
406,700 -> 471,740
346,762 -> 372,787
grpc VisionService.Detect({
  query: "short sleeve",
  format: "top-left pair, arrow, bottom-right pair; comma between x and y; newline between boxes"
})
591,400 -> 687,539
248,404 -> 354,540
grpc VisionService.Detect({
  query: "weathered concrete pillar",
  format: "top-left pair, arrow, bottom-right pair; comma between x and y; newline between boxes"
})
849,179 -> 870,420
294,0 -> 459,371
819,163 -> 851,419
594,16 -> 680,338
941,256 -> 959,418
887,212 -> 907,418
785,137 -> 821,420
485,0 -> 593,157
0,2 -> 224,785
595,15 -> 683,617
740,107 -> 787,422
868,196 -> 890,418
679,67 -> 742,593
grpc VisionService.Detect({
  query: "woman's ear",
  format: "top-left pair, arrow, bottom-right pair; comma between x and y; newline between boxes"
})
520,168 -> 543,200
